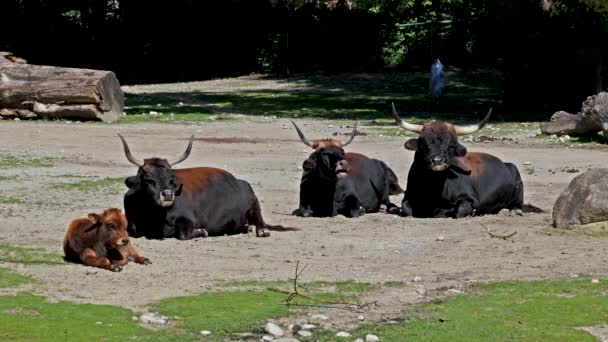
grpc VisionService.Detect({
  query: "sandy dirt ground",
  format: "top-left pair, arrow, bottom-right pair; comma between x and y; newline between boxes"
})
0,116 -> 607,326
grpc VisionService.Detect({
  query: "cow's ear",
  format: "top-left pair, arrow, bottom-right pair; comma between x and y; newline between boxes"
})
455,143 -> 467,157
125,176 -> 139,189
85,213 -> 102,232
404,139 -> 418,151
175,183 -> 183,196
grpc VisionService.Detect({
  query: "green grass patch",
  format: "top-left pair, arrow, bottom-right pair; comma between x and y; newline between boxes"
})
0,293 -> 192,342
154,291 -> 289,336
0,156 -> 54,169
49,177 -> 124,192
154,280 -> 374,338
0,196 -> 24,205
0,175 -> 17,181
317,279 -> 608,341
0,268 -> 35,288
0,242 -> 63,265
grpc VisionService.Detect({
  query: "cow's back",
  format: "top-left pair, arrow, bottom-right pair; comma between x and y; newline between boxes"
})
345,153 -> 386,212
456,152 -> 521,214
173,167 -> 256,235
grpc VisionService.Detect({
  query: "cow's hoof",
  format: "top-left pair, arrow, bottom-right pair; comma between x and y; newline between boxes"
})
110,264 -> 123,272
194,228 -> 209,238
247,225 -> 256,233
387,206 -> 401,215
141,257 -> 152,265
512,209 -> 523,216
256,228 -> 271,238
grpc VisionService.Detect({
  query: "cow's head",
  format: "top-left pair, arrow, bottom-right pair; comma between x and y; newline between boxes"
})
391,103 -> 492,172
86,208 -> 129,249
291,121 -> 356,180
118,134 -> 193,207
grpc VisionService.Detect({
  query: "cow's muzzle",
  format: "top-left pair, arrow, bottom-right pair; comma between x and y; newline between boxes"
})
159,189 -> 175,207
430,156 -> 448,172
335,160 -> 349,179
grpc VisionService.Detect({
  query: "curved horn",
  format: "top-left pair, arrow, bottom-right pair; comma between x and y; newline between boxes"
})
291,120 -> 314,148
341,122 -> 358,147
453,108 -> 493,136
392,102 -> 423,133
117,134 -> 142,167
170,135 -> 194,166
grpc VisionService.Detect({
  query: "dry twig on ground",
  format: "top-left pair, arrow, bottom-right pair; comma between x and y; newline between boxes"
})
267,260 -> 378,311
480,223 -> 517,241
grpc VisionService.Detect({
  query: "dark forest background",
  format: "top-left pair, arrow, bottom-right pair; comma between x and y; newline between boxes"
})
1,0 -> 606,113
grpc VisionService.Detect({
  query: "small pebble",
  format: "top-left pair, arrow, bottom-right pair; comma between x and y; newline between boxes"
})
436,235 -> 445,241
366,334 -> 380,342
297,330 -> 312,337
265,322 -> 284,337
592,279 -> 600,283
354,339 -> 364,342
262,336 -> 274,341
446,288 -> 464,294
95,321 -> 102,325
301,324 -> 316,330
311,314 -> 329,320
336,331 -> 352,337
200,330 -> 212,336
413,276 -> 422,282
357,315 -> 365,321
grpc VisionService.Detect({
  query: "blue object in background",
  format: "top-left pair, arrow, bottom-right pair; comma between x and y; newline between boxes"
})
430,59 -> 446,101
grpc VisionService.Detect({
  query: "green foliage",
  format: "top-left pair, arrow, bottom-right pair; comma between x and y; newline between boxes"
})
0,294 -> 192,342
0,242 -> 63,265
0,268 -> 35,288
317,279 -> 608,341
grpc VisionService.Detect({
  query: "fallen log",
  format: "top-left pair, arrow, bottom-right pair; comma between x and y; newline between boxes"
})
0,52 -> 124,122
540,92 -> 608,140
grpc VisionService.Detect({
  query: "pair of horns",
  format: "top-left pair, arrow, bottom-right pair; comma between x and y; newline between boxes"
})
117,134 -> 194,167
391,102 -> 492,135
291,121 -> 357,148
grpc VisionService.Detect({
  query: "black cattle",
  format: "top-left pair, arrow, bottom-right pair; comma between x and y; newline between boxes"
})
291,122 -> 403,218
391,103 -> 542,218
119,134 -> 298,240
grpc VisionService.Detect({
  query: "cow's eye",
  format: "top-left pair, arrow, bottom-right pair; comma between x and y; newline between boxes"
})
107,224 -> 116,230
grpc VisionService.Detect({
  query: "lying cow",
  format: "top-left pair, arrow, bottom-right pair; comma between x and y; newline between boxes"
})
291,121 -> 403,218
391,103 -> 541,218
63,208 -> 150,272
120,134 -> 298,240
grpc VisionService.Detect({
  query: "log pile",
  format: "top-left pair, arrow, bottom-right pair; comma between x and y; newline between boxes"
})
540,92 -> 608,140
0,52 -> 124,122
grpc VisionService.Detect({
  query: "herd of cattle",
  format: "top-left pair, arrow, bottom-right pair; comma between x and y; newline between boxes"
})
63,103 -> 541,271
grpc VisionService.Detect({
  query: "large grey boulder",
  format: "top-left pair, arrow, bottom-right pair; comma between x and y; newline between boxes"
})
553,168 -> 608,228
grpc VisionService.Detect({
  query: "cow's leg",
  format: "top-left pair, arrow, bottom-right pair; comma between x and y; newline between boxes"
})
292,205 -> 314,217
125,242 -> 151,265
244,197 -> 272,238
79,248 -> 122,272
505,162 -> 524,214
175,217 -> 207,240
454,198 -> 475,218
400,198 -> 414,217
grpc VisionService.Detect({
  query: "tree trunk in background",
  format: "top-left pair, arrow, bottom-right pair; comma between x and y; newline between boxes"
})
0,53 -> 124,122
540,92 -> 608,139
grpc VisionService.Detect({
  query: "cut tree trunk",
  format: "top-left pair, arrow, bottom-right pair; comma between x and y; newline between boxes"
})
0,52 -> 124,122
540,92 -> 608,140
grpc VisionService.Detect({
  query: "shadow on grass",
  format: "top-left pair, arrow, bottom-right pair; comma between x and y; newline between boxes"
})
123,70 -> 549,124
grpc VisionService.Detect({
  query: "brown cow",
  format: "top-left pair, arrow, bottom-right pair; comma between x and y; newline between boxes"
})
63,208 -> 150,272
